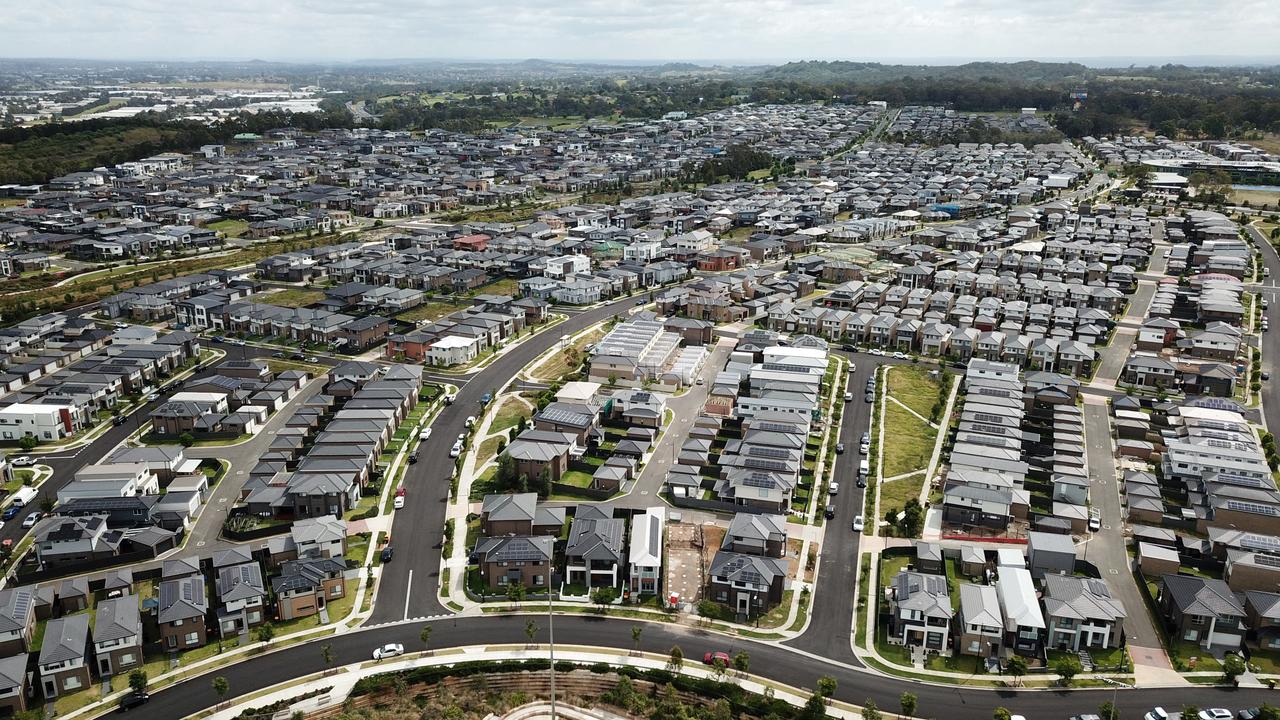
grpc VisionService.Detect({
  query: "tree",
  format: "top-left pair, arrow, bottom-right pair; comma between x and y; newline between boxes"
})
994,709 -> 1012,720
667,645 -> 683,673
1223,652 -> 1247,683
899,691 -> 917,718
18,435 -> 37,451
711,655 -> 728,682
591,585 -> 618,612
631,625 -> 643,654
1005,655 -> 1028,685
127,669 -> 147,695
212,676 -> 230,706
898,499 -> 924,537
861,699 -> 880,720
320,643 -> 334,672
178,432 -> 195,448
419,626 -> 432,654
39,497 -> 55,514
732,651 -> 750,675
1053,655 -> 1081,686
524,618 -> 538,646
1255,705 -> 1280,720
1099,700 -> 1119,720
800,691 -> 828,720
256,624 -> 275,644
1182,706 -> 1200,720
505,580 -> 525,608
817,675 -> 837,699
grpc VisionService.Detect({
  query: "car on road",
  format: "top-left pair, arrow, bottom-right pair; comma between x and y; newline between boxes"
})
1,507 -> 19,521
419,428 -> 432,441
852,515 -> 864,532
868,348 -> 885,356
444,394 -> 456,405
841,344 -> 857,352
828,482 -> 839,496
393,495 -> 405,509
847,361 -> 856,372
291,353 -> 305,361
407,454 -> 417,464
212,336 -> 226,343
372,643 -> 405,660
859,440 -> 869,454
306,356 -> 318,363
145,393 -> 159,402
449,444 -> 462,458
892,352 -> 908,360
465,416 -> 476,428
635,299 -> 645,306
9,456 -> 33,467
1088,510 -> 1101,532
1238,709 -> 1262,720
843,392 -> 853,402
695,377 -> 704,385
480,393 -> 492,405
1144,708 -> 1170,720
702,651 -> 731,666
117,691 -> 150,712
1264,371 -> 1272,381
380,546 -> 394,563
824,504 -> 835,519
864,393 -> 874,403
112,414 -> 127,426
856,476 -> 866,489
835,443 -> 844,454
21,512 -> 41,528
1199,710 -> 1232,720
1069,715 -> 1101,720
113,322 -> 130,330
272,351 -> 285,358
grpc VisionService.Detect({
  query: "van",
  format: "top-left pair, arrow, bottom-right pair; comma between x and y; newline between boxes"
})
9,487 -> 37,508
858,459 -> 869,475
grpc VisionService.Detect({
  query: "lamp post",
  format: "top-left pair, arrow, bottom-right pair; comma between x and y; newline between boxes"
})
548,589 -> 557,720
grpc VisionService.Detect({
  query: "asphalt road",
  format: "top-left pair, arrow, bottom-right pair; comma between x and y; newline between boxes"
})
126,613 -> 1269,720
1245,224 -> 1280,433
786,353 -> 880,662
370,292 -> 670,623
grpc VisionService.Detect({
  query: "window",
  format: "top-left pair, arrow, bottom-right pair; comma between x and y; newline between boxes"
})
172,619 -> 183,627
330,584 -> 343,597
1190,615 -> 1205,626
64,676 -> 82,691
184,632 -> 199,645
119,653 -> 136,666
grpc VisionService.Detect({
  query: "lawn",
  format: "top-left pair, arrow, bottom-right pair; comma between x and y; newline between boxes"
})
477,436 -> 503,465
879,473 -> 926,513
531,326 -> 607,382
395,300 -> 461,324
274,579 -> 359,632
925,652 -> 983,674
261,288 -> 325,308
560,470 -> 594,488
1167,639 -> 1221,672
342,495 -> 379,522
345,532 -> 371,566
468,466 -> 497,501
490,397 -> 530,433
208,218 -> 249,238
263,358 -> 328,376
881,402 -> 935,478
886,365 -> 944,418
477,278 -> 520,297
878,555 -> 910,593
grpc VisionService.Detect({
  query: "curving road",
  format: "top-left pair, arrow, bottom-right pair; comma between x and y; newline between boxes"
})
130,614 -> 1261,720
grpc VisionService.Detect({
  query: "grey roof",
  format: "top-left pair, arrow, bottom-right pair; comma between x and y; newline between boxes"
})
723,513 -> 787,548
708,550 -> 787,587
270,557 -> 346,594
1161,573 -> 1245,619
1042,574 -> 1126,623
566,517 -> 625,564
0,653 -> 25,690
475,535 -> 554,563
0,586 -> 35,634
162,556 -> 201,579
481,492 -> 537,522
892,571 -> 954,620
1029,530 -> 1076,556
38,613 -> 89,666
158,575 -> 207,623
216,562 -> 266,603
915,541 -> 943,563
94,596 -> 142,644
212,547 -> 253,568
959,582 -> 1002,628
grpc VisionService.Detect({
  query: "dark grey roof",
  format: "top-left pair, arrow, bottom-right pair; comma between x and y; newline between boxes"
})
38,613 -> 89,666
158,576 -> 207,623
1161,573 -> 1244,619
94,596 -> 142,644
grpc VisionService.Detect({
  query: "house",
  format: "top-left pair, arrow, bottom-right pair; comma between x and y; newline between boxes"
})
996,567 -> 1046,657
706,550 -> 787,617
291,515 -> 347,560
565,507 -> 625,589
1244,591 -> 1280,651
0,586 -> 36,656
1042,575 -> 1126,652
504,430 -> 576,482
1157,574 -> 1246,652
157,574 -> 208,650
215,562 -> 268,637
1027,531 -> 1076,579
956,583 -> 1003,658
271,557 -> 347,621
92,596 -> 143,677
628,507 -> 664,595
888,570 -> 954,652
722,513 -> 787,558
479,493 -> 564,536
38,614 -> 91,699
473,535 -> 555,589
0,653 -> 29,715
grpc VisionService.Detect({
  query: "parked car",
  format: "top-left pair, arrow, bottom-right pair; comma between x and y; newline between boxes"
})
852,515 -> 864,532
1,506 -> 19,521
291,353 -> 305,361
465,416 -> 476,428
112,415 -> 128,426
21,512 -> 41,528
1144,708 -> 1170,720
444,394 -> 456,405
272,351 -> 285,358
892,352 -> 908,360
856,476 -> 866,489
449,444 -> 462,458
407,455 -> 418,465
1238,709 -> 1262,720
419,428 -> 433,441
702,651 -> 731,666
145,393 -> 160,402
864,393 -> 874,403
828,482 -> 839,496
306,356 -> 319,363
835,443 -> 845,454
868,348 -> 885,356
393,495 -> 405,509
695,377 -> 704,385
9,456 -> 33,467
380,546 -> 394,563
117,691 -> 150,712
843,392 -> 853,402
372,643 -> 404,660
480,393 -> 492,405
1088,512 -> 1101,532
824,504 -> 835,519
1199,710 -> 1232,720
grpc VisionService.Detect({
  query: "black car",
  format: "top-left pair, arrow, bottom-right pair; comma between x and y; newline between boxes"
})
407,455 -> 418,464
856,477 -> 866,489
823,504 -> 835,519
112,415 -> 127,426
380,546 -> 394,563
864,393 -> 875,403
117,692 -> 150,712
291,353 -> 305,361
835,443 -> 845,454
841,344 -> 856,351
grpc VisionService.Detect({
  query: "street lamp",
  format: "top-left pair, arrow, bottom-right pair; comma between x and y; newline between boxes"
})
548,588 -> 557,720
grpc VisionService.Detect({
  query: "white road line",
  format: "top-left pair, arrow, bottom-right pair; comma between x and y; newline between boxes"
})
403,569 -> 413,621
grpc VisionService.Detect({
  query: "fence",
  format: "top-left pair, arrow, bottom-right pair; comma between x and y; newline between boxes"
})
548,482 -> 613,501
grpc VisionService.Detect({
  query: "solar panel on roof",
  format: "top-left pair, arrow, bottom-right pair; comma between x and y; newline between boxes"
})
1226,500 -> 1280,516
742,473 -> 777,489
1239,534 -> 1280,553
1254,554 -> 1280,569
750,446 -> 790,459
973,412 -> 1005,424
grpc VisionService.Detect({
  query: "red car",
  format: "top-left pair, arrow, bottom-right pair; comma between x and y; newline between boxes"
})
703,651 -> 730,666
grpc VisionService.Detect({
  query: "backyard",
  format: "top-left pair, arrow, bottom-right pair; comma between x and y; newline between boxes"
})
879,473 -> 926,514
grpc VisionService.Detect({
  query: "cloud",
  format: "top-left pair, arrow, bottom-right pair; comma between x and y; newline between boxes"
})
1,0 -> 1277,62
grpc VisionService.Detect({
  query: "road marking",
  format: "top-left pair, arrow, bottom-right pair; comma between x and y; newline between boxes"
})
403,569 -> 413,621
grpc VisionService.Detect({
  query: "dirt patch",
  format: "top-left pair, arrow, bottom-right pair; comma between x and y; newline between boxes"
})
665,522 -> 720,608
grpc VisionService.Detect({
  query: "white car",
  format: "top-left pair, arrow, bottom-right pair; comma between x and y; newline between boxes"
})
372,643 -> 404,660
892,352 -> 908,360
828,482 -> 839,496
1145,708 -> 1169,720
449,444 -> 461,458
443,394 -> 457,405
868,348 -> 885,356
9,456 -> 33,467
852,515 -> 864,532
1088,513 -> 1101,532
860,442 -> 869,455
465,416 -> 476,428
418,428 -> 432,441
1199,710 -> 1232,720
21,512 -> 40,528
843,392 -> 853,402
393,495 -> 405,509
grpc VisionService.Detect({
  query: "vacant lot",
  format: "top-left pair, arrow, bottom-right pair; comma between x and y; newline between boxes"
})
881,402 -> 935,478
396,300 -> 461,324
886,365 -> 944,418
208,218 -> 249,238
879,473 -> 926,513
1231,188 -> 1280,210
261,288 -> 324,308
530,326 -> 607,382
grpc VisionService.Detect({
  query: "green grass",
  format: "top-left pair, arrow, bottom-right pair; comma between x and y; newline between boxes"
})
273,579 -> 358,633
263,358 -> 328,376
344,532 -> 371,566
531,326 -> 607,382
261,288 -> 325,308
51,685 -> 102,715
477,436 -> 503,465
925,653 -> 984,674
881,402 -> 935,477
887,365 -> 944,418
1246,649 -> 1280,674
1167,639 -> 1222,672
395,300 -> 461,324
207,219 -> 249,238
560,470 -> 593,488
342,495 -> 379,522
490,398 -> 530,433
878,555 -> 910,593
468,466 -> 498,501
879,473 -> 926,514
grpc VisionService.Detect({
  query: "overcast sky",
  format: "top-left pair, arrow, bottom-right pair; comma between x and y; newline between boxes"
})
5,0 -> 1279,64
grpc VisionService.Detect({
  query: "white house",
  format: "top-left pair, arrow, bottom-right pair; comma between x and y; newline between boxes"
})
0,402 -> 76,441
628,507 -> 664,595
57,463 -> 160,504
426,335 -> 482,367
543,255 -> 591,280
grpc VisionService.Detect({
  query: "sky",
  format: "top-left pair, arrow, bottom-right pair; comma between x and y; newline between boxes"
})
4,0 -> 1280,64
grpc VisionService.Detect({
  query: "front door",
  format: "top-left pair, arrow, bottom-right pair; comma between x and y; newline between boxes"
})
99,658 -> 111,676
